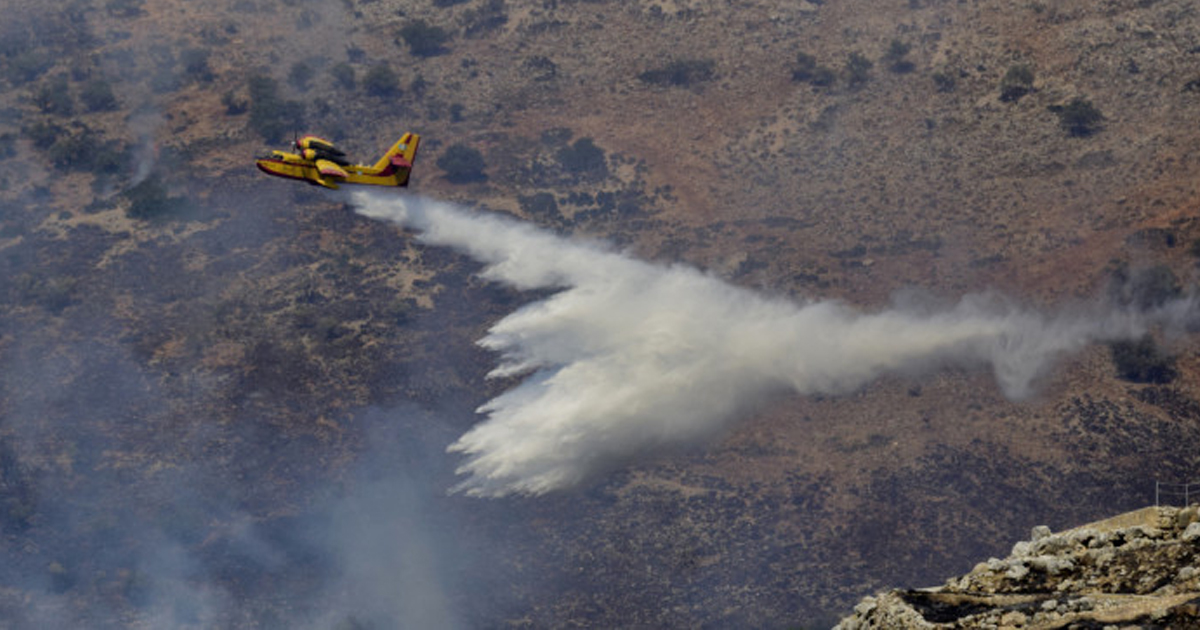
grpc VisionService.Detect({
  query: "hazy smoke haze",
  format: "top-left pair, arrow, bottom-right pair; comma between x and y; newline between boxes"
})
354,192 -> 1191,498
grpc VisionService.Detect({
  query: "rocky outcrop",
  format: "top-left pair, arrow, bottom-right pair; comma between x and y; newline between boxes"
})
835,506 -> 1200,629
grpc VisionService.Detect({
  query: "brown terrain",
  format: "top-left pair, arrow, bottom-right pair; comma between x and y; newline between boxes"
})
2,0 -> 1200,628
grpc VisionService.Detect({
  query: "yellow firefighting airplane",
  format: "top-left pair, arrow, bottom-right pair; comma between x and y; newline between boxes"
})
255,133 -> 420,189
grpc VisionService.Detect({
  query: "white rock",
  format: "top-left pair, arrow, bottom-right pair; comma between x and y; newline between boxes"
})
853,597 -> 877,616
1030,554 -> 1075,576
1005,561 -> 1030,581
1069,527 -> 1099,546
1034,535 -> 1072,555
1088,548 -> 1115,567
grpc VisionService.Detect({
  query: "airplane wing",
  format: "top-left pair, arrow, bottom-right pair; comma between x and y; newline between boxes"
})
315,159 -> 348,179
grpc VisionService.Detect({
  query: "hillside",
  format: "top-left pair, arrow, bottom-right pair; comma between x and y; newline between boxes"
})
1,0 -> 1200,627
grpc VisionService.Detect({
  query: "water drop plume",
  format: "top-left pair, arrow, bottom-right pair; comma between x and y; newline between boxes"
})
353,191 -> 1187,497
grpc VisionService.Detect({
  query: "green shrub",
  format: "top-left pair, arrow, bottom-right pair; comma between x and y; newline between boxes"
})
125,174 -> 181,221
884,39 -> 915,73
6,50 -> 53,85
557,137 -> 607,179
792,52 -> 836,87
22,119 -> 63,149
436,143 -> 487,183
288,61 -> 315,90
638,59 -> 716,87
33,75 -> 74,116
1109,263 -> 1181,310
0,133 -> 16,160
932,71 -> 956,93
180,47 -> 214,83
523,56 -> 558,82
1052,97 -> 1103,137
222,90 -> 248,115
463,0 -> 508,37
47,130 -> 93,170
398,20 -> 450,57
1109,335 -> 1177,384
33,124 -> 124,174
0,438 -> 35,533
844,52 -> 873,86
999,64 -> 1034,102
15,273 -> 76,314
105,0 -> 144,17
247,74 -> 302,142
81,78 -> 118,112
330,62 -> 356,90
362,65 -> 401,97
409,74 -> 428,97
519,192 -> 558,218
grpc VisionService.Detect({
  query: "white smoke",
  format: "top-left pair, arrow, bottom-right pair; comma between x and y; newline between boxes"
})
128,110 -> 162,187
353,191 -> 1190,498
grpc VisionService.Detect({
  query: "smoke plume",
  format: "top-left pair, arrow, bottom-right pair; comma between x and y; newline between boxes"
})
353,191 -> 1192,498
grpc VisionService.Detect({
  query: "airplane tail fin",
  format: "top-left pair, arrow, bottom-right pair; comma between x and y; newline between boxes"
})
371,133 -> 421,185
